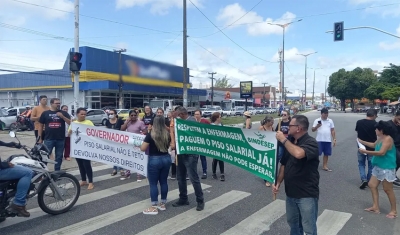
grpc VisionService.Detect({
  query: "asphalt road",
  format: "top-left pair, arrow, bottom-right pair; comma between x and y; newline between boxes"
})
1,110 -> 399,235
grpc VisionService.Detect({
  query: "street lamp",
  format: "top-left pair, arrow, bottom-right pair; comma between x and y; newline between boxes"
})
114,48 -> 127,109
308,67 -> 322,105
268,19 -> 302,104
297,52 -> 317,109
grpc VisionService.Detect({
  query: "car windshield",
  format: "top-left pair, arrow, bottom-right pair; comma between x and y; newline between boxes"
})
206,108 -> 216,111
119,110 -> 129,114
0,109 -> 8,117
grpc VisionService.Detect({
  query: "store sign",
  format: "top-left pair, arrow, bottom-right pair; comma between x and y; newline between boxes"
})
126,60 -> 171,80
240,81 -> 253,99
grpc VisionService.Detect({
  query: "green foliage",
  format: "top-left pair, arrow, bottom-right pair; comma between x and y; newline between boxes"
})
364,83 -> 388,100
382,87 -> 400,101
214,76 -> 233,88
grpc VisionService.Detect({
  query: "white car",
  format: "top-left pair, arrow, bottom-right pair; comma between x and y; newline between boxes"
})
85,109 -> 109,125
202,107 -> 223,117
0,106 -> 32,129
222,109 -> 234,117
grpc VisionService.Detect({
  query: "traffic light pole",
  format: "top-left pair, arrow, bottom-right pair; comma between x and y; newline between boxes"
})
182,0 -> 188,108
326,26 -> 400,39
73,0 -> 80,112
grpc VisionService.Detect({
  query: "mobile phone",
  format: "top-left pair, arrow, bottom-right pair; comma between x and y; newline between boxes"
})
318,121 -> 322,124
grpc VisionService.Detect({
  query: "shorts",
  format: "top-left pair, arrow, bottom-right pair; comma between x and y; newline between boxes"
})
372,166 -> 396,182
318,142 -> 332,156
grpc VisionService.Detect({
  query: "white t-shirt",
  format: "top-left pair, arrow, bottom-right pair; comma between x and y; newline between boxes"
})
313,117 -> 335,142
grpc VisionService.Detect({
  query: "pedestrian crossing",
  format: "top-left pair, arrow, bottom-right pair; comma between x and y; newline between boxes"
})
0,164 -> 356,235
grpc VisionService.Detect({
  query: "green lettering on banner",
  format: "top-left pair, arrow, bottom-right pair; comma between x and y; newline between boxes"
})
175,119 -> 277,182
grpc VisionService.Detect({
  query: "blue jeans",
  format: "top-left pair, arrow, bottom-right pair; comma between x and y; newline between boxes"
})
44,139 -> 65,171
357,151 -> 372,182
278,145 -> 284,162
147,154 -> 171,205
0,165 -> 33,206
177,154 -> 204,203
286,197 -> 318,235
199,155 -> 207,173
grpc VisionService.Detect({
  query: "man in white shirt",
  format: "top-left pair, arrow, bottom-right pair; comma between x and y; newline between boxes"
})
312,108 -> 336,171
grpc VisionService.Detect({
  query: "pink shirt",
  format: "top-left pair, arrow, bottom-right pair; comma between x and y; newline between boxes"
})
126,120 -> 146,134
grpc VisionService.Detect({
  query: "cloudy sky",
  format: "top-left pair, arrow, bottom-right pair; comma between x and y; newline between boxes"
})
0,0 -> 399,95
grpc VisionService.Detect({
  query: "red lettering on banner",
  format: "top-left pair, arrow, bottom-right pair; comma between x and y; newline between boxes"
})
86,128 -> 130,144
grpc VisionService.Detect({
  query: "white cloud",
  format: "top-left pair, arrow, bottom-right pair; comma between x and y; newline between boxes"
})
115,0 -> 203,15
217,3 -> 297,36
271,47 -> 317,63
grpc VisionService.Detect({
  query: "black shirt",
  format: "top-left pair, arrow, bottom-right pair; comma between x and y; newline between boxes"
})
143,133 -> 171,156
387,120 -> 400,149
355,119 -> 377,151
275,120 -> 290,147
39,110 -> 70,140
106,118 -> 124,130
280,133 -> 320,199
143,113 -> 155,126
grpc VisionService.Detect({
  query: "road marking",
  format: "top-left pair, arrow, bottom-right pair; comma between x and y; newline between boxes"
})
43,184 -> 212,235
0,180 -> 150,229
221,199 -> 286,235
136,190 -> 251,235
317,209 -> 352,235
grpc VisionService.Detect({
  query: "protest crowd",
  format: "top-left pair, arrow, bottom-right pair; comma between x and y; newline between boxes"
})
1,95 -> 400,235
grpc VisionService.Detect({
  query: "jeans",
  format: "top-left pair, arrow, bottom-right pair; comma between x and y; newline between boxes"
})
147,155 -> 171,205
177,154 -> 204,203
286,197 -> 318,235
44,139 -> 65,171
278,145 -> 285,162
199,155 -> 207,173
0,165 -> 33,206
357,151 -> 372,182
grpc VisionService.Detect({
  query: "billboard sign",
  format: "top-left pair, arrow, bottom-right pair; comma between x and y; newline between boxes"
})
240,81 -> 253,99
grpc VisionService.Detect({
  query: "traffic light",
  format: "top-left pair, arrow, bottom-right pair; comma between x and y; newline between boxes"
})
69,52 -> 82,72
334,22 -> 344,41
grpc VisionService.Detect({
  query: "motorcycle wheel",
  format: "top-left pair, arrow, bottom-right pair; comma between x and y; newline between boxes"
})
37,173 -> 80,215
9,123 -> 18,131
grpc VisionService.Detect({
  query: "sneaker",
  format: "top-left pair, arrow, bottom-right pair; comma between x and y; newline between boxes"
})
143,206 -> 158,215
201,173 -> 207,179
212,174 -> 217,180
186,175 -> 189,180
157,202 -> 166,211
196,201 -> 205,211
220,174 -> 225,181
172,200 -> 189,207
360,181 -> 368,189
10,203 -> 30,217
170,175 -> 176,180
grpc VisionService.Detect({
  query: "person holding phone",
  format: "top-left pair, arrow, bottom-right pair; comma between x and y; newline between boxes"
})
312,108 -> 336,172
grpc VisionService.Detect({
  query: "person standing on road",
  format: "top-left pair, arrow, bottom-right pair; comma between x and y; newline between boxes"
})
358,121 -> 397,219
243,111 -> 252,129
121,110 -> 147,181
141,116 -> 172,215
387,110 -> 400,186
106,109 -> 125,176
38,98 -> 71,171
312,108 -> 336,172
61,105 -> 74,162
31,95 -> 49,140
210,112 -> 225,181
194,109 -> 210,179
172,106 -> 205,211
275,110 -> 291,162
273,115 -> 320,235
143,106 -> 155,130
259,115 -> 275,187
355,109 -> 377,189
168,107 -> 180,180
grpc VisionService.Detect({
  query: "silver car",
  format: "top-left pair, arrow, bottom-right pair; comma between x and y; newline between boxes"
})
85,109 -> 108,125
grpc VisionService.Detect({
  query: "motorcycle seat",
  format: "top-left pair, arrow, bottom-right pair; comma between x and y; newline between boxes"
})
0,181 -> 10,189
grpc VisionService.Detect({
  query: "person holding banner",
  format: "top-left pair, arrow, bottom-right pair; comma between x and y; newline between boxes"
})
105,109 -> 125,176
210,112 -> 225,181
273,115 -> 320,235
140,116 -> 172,215
275,110 -> 291,162
194,109 -> 210,179
68,108 -> 95,190
259,115 -> 275,187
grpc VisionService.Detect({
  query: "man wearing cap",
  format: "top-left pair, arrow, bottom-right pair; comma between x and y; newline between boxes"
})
312,108 -> 336,171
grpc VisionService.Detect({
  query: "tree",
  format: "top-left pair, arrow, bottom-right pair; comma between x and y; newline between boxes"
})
382,87 -> 400,101
327,69 -> 349,110
214,76 -> 233,88
378,63 -> 400,86
364,83 -> 388,101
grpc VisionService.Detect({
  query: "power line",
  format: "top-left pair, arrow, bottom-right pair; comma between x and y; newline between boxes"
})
151,34 -> 181,59
192,0 -> 265,38
188,0 -> 277,64
10,0 -> 180,35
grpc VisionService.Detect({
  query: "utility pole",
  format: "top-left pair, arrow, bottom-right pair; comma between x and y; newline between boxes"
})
312,70 -> 315,105
114,49 -> 127,109
262,82 -> 268,108
209,72 -> 217,106
278,49 -> 283,103
297,52 -> 317,109
182,0 -> 188,108
73,0 -> 79,112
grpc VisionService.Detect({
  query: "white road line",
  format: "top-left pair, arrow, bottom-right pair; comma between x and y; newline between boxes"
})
136,190 -> 251,235
43,183 -> 212,235
317,209 -> 352,235
0,180 -> 150,229
66,165 -> 111,175
221,199 -> 286,235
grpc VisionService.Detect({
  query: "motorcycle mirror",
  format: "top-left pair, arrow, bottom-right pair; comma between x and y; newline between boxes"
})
9,131 -> 16,138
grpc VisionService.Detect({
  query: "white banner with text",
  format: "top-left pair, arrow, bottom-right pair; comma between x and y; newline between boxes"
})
70,123 -> 147,176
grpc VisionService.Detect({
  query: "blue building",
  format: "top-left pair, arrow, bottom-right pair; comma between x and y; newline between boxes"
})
0,46 -> 206,110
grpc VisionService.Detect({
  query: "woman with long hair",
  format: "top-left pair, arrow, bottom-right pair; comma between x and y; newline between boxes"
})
61,105 -> 73,161
259,115 -> 275,187
141,116 -> 171,215
358,121 -> 397,218
210,112 -> 225,181
275,110 -> 291,162
106,109 -> 125,176
68,108 -> 94,190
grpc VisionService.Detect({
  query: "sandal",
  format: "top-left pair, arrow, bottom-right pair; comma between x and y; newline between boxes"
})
364,207 -> 381,214
157,203 -> 166,211
80,181 -> 88,186
111,170 -> 117,176
87,183 -> 94,190
386,213 -> 398,219
322,168 -> 332,172
143,206 -> 158,215
265,181 -> 271,187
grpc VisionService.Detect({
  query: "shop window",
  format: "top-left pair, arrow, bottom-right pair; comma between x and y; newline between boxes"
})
91,91 -> 100,96
91,97 -> 100,101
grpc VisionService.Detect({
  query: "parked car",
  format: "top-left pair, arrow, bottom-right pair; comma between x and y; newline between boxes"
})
222,109 -> 234,117
0,106 -> 32,129
85,109 -> 108,125
255,107 -> 264,114
202,106 -> 223,117
234,107 -> 245,116
116,109 -> 130,120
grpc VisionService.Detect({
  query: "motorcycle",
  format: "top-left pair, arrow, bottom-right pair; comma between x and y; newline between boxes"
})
9,116 -> 30,132
0,131 -> 80,219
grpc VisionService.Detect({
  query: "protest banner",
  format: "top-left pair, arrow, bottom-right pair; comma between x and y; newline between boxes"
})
70,123 -> 148,176
174,119 -> 277,182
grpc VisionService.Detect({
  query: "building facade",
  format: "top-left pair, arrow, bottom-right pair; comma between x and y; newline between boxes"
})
0,46 -> 206,111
